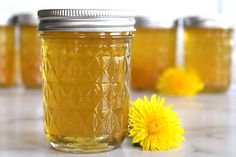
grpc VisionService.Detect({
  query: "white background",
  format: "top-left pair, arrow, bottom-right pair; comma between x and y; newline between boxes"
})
1,0 -> 236,18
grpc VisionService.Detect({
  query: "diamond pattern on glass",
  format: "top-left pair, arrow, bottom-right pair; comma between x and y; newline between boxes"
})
42,39 -> 130,141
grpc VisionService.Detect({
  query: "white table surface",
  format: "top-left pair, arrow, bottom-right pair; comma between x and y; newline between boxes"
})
0,85 -> 236,157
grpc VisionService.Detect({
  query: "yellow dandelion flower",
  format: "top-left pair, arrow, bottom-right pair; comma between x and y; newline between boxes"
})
156,68 -> 204,96
129,94 -> 185,151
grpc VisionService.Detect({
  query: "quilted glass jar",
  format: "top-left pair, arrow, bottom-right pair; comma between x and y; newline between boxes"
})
131,16 -> 176,90
38,9 -> 135,153
17,14 -> 42,88
184,16 -> 233,92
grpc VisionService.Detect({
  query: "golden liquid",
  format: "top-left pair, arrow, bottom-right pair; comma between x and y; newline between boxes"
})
0,26 -> 14,86
184,28 -> 233,92
131,27 -> 176,90
40,32 -> 131,152
20,25 -> 42,88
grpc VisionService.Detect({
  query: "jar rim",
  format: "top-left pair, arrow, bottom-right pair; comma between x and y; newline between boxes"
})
38,9 -> 136,32
135,16 -> 175,28
183,16 -> 233,28
8,13 -> 37,25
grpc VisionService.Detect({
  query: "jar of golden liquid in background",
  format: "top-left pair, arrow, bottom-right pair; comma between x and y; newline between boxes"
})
0,20 -> 14,86
131,16 -> 176,90
38,9 -> 135,153
16,14 -> 42,88
183,16 -> 233,92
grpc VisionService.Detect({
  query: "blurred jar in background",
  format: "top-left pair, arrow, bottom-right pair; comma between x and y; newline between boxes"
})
16,14 -> 42,88
131,16 -> 176,90
184,16 -> 233,92
0,20 -> 14,86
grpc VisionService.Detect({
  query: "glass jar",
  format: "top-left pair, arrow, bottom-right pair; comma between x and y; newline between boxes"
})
184,16 -> 233,92
38,9 -> 135,153
16,14 -> 42,88
0,23 -> 14,86
131,16 -> 176,90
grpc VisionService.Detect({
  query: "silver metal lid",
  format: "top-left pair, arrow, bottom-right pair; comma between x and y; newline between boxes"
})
135,16 -> 175,28
8,13 -> 37,25
183,16 -> 233,28
38,9 -> 135,32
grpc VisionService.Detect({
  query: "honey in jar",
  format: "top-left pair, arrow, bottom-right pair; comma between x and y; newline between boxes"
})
38,9 -> 135,153
16,14 -> 42,88
0,25 -> 14,86
131,16 -> 176,90
184,16 -> 233,92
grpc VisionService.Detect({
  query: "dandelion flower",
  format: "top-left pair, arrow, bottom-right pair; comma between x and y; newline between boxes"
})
156,68 -> 204,96
129,94 -> 185,151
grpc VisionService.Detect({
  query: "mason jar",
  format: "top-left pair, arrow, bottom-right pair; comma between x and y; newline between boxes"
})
184,16 -> 233,92
0,19 -> 14,86
38,9 -> 135,153
16,14 -> 42,88
131,16 -> 176,90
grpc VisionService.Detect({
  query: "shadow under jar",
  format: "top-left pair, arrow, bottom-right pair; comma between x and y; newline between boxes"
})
184,16 -> 234,92
38,9 -> 135,153
131,16 -> 176,90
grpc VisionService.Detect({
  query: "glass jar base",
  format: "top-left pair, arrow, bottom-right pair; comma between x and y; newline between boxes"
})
203,86 -> 229,93
50,141 -> 118,153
